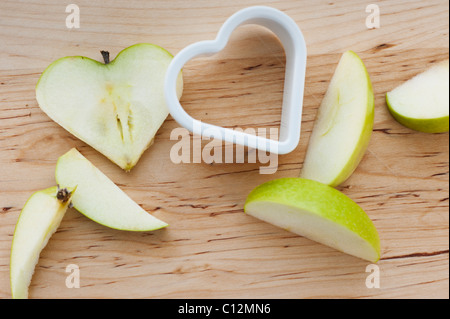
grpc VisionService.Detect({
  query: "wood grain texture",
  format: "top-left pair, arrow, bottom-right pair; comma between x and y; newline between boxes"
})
0,0 -> 448,299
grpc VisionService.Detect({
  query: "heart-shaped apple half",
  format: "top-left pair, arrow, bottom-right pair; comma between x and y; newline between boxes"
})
36,44 -> 183,171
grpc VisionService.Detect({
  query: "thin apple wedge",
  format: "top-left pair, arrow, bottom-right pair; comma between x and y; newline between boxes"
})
36,43 -> 184,171
10,186 -> 75,299
386,60 -> 449,133
55,148 -> 168,231
301,51 -> 374,187
245,178 -> 381,262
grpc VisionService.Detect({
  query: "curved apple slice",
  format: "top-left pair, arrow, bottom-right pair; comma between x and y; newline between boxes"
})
10,186 -> 75,299
55,148 -> 168,231
386,60 -> 449,133
301,51 -> 374,187
245,178 -> 380,262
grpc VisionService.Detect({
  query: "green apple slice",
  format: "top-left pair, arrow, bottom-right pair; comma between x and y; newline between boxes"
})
245,178 -> 380,262
10,186 -> 75,299
36,43 -> 184,171
386,60 -> 449,133
301,51 -> 374,187
55,148 -> 168,231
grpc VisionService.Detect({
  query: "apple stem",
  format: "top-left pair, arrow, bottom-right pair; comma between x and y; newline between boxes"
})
101,51 -> 110,64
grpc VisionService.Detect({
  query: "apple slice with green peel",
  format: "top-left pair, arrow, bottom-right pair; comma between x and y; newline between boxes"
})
36,43 -> 184,171
301,51 -> 374,187
386,60 -> 449,133
55,148 -> 168,231
10,186 -> 75,299
245,178 -> 381,262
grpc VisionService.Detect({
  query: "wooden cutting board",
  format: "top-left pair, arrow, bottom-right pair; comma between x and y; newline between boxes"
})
0,0 -> 448,299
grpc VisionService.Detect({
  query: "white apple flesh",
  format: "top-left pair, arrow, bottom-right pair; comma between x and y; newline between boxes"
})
245,178 -> 381,262
55,148 -> 168,231
36,44 -> 183,171
10,186 -> 74,299
301,51 -> 374,187
386,60 -> 449,133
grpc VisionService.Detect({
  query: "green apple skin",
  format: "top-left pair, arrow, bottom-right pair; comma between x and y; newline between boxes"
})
55,148 -> 168,231
301,51 -> 374,187
386,60 -> 449,134
244,178 -> 381,263
10,186 -> 74,299
36,43 -> 183,171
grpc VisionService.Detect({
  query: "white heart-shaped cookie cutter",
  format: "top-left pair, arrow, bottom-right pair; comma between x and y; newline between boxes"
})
164,6 -> 307,155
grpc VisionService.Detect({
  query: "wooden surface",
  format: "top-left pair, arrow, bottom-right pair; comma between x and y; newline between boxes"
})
0,0 -> 448,299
